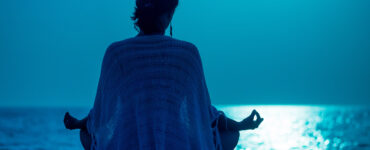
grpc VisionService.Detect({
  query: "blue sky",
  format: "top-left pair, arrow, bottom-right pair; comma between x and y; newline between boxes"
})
0,0 -> 369,107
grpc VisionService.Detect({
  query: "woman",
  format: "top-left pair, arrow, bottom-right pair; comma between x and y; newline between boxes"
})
64,0 -> 263,149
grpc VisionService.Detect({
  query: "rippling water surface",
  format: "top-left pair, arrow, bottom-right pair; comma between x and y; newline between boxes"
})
0,105 -> 369,150
219,105 -> 370,150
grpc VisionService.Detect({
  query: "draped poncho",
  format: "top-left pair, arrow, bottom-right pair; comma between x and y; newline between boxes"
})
86,35 -> 223,150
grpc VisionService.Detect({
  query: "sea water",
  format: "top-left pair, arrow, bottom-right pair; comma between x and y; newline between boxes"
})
0,105 -> 369,150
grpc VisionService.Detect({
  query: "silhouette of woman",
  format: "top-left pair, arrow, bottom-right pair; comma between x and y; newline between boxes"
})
64,0 -> 263,149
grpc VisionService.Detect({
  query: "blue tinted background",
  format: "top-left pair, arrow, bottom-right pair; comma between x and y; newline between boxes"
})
1,0 -> 369,107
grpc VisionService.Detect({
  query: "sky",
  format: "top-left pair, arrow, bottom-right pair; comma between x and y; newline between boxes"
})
0,0 -> 369,107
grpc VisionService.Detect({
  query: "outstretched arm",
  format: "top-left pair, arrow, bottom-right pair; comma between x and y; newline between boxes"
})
218,109 -> 264,131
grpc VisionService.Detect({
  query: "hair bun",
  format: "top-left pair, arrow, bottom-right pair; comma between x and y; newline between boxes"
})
132,0 -> 179,33
137,0 -> 154,9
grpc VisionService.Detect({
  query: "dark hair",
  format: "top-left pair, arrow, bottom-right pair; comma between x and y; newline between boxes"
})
131,0 -> 179,34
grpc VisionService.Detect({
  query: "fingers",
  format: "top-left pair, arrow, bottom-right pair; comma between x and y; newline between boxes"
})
259,118 -> 264,123
247,109 -> 257,121
255,111 -> 263,126
249,110 -> 261,121
256,118 -> 263,127
255,110 -> 261,120
252,119 -> 263,128
241,109 -> 264,130
251,109 -> 257,117
252,110 -> 263,129
64,112 -> 69,120
64,112 -> 71,126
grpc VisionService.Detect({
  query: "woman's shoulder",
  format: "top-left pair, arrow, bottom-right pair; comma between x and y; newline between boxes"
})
169,38 -> 198,50
162,36 -> 200,56
106,35 -> 199,54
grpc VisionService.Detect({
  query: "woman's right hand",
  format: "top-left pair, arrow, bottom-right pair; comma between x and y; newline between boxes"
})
238,109 -> 264,130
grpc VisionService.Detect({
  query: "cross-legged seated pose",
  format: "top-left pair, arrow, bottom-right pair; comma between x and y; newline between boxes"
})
64,0 -> 263,149
64,109 -> 263,150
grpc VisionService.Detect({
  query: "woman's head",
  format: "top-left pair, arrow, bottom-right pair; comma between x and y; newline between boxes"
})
132,0 -> 179,35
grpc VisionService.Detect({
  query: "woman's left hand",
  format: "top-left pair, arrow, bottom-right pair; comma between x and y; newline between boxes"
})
238,109 -> 264,130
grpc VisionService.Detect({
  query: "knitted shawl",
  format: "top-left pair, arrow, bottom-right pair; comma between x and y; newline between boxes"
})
86,35 -> 223,150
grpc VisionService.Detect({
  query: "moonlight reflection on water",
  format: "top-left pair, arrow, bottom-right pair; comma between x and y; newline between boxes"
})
218,105 -> 370,150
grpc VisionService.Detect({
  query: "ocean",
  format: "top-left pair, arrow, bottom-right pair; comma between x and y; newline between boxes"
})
0,105 -> 369,150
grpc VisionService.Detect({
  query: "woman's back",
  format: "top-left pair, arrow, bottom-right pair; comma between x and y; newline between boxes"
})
63,0 -> 263,149
86,35 -> 221,150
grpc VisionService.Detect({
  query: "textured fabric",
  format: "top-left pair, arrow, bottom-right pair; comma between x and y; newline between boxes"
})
86,35 -> 223,150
